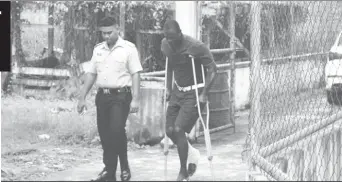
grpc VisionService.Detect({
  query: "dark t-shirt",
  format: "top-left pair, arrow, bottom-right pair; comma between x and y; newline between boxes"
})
161,35 -> 214,87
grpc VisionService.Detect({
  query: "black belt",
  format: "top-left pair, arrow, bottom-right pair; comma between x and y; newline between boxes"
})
98,87 -> 131,94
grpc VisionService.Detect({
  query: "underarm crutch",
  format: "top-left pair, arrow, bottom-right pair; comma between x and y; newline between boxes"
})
163,57 -> 169,181
190,55 -> 215,181
163,57 -> 174,181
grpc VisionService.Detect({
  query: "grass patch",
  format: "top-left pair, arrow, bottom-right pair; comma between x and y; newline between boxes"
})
1,94 -> 98,154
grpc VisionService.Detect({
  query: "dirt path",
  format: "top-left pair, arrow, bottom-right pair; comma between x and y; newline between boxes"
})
40,112 -> 249,181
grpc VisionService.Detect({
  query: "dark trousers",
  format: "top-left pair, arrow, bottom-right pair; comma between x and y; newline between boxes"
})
166,88 -> 205,134
95,89 -> 132,172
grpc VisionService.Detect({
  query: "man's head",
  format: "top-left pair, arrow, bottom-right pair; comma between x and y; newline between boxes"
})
163,20 -> 183,47
98,16 -> 120,46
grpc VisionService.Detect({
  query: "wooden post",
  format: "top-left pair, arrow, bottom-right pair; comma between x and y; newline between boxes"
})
48,3 -> 54,57
205,28 -> 211,48
135,23 -> 142,63
290,4 -> 294,55
120,1 -> 125,39
13,1 -> 25,66
267,9 -> 275,57
79,30 -> 85,65
197,1 -> 202,43
229,2 -> 236,133
248,1 -> 262,179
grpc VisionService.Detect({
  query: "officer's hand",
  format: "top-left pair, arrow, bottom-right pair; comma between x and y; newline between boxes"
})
77,99 -> 87,114
130,99 -> 139,113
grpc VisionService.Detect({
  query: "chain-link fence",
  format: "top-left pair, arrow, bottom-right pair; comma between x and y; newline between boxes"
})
246,1 -> 342,181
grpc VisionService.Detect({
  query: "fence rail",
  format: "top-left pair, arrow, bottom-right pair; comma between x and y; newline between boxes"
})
140,52 -> 329,77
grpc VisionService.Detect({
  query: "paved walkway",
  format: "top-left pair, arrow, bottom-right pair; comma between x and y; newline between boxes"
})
43,111 -> 249,181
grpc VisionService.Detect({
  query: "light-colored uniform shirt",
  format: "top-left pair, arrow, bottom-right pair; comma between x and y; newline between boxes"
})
86,37 -> 143,88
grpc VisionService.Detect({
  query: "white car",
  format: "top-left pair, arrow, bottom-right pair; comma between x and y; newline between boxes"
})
325,30 -> 342,105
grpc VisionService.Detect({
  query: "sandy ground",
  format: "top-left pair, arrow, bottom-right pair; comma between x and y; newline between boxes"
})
40,111 -> 250,181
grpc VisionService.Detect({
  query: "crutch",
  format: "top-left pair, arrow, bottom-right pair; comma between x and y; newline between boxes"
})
190,55 -> 215,181
163,57 -> 170,181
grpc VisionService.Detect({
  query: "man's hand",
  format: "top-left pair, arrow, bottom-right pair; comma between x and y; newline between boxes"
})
77,99 -> 87,114
130,99 -> 139,113
198,91 -> 208,104
165,89 -> 171,101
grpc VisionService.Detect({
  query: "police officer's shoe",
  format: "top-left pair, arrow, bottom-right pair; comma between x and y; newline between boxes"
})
91,167 -> 116,181
120,168 -> 131,181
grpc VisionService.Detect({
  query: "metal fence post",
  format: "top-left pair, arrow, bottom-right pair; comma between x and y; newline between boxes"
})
229,2 -> 236,133
248,1 -> 262,180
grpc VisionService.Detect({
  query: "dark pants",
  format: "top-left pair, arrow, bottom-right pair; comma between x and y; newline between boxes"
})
166,88 -> 205,135
95,89 -> 132,172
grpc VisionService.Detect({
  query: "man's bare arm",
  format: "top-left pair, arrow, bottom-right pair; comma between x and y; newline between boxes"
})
166,59 -> 173,92
79,73 -> 97,100
202,62 -> 218,95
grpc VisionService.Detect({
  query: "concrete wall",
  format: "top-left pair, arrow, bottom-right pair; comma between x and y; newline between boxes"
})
126,81 -> 165,145
232,67 -> 251,110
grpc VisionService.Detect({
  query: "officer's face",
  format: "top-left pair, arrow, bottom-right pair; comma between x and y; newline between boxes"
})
100,25 -> 119,45
163,28 -> 182,48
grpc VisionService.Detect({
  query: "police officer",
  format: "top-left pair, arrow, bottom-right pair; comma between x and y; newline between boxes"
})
161,20 -> 218,181
77,16 -> 143,181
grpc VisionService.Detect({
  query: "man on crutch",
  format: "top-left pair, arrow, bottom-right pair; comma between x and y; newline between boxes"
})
161,20 -> 217,181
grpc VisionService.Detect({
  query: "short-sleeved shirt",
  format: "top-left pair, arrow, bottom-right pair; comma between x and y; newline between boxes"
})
85,37 -> 143,88
161,34 -> 215,87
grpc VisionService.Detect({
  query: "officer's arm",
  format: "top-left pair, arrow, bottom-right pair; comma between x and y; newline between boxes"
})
79,50 -> 97,100
79,73 -> 97,100
131,72 -> 140,101
128,46 -> 143,102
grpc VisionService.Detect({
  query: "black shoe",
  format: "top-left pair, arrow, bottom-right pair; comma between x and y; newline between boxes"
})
120,168 -> 131,181
91,167 -> 116,181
